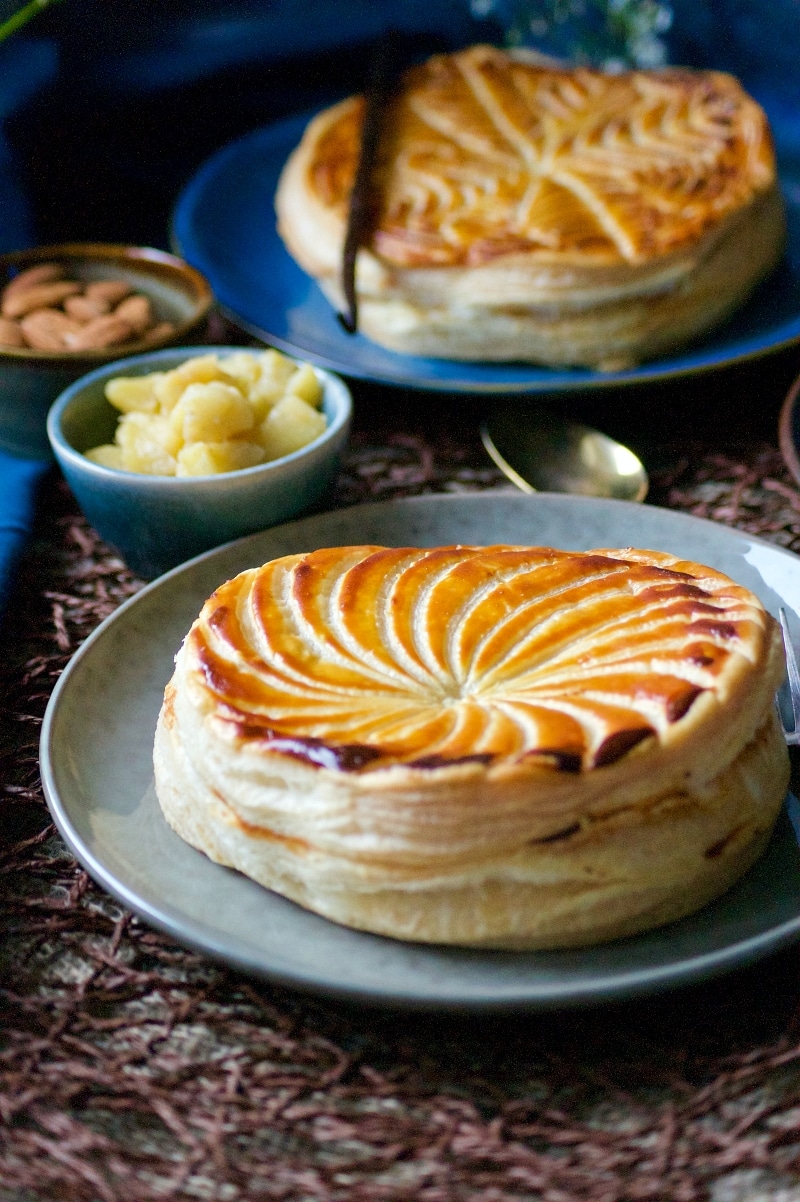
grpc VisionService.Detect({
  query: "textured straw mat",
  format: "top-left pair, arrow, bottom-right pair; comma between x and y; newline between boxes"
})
4,389 -> 800,1202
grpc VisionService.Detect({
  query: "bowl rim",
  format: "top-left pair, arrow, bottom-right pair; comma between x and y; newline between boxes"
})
0,243 -> 214,365
47,344 -> 353,485
779,368 -> 800,490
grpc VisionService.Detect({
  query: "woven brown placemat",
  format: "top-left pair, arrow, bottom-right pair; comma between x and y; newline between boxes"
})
4,418 -> 800,1202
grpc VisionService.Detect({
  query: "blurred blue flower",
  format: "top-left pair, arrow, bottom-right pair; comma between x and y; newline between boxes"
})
470,0 -> 673,69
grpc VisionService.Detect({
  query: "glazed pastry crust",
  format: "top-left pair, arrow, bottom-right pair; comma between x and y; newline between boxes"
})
153,544 -> 789,948
275,46 -> 785,367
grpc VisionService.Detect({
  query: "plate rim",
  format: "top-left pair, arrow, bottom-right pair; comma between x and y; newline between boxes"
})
170,112 -> 800,395
40,491 -> 800,1010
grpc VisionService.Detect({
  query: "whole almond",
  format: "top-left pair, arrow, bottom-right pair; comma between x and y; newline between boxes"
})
20,308 -> 83,351
85,280 -> 132,306
2,280 -> 82,320
0,317 -> 25,348
143,320 -> 176,343
2,262 -> 64,301
114,294 -> 152,335
65,314 -> 134,351
64,293 -> 111,322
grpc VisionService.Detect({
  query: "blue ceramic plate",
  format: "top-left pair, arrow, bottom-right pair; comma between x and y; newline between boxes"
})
171,112 -> 800,394
40,493 -> 800,1009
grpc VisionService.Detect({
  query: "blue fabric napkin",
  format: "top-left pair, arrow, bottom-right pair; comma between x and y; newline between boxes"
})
0,37 -> 59,623
0,450 -> 49,625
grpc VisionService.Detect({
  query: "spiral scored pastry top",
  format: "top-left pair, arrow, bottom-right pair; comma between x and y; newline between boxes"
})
275,47 -> 783,368
182,543 -> 778,777
155,543 -> 788,948
297,46 -> 776,270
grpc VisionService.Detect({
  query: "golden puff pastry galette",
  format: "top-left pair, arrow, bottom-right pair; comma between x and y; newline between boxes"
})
275,45 -> 784,368
153,544 -> 789,948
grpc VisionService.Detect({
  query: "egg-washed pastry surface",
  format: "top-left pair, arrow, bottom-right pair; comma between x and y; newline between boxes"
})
276,45 -> 784,368
154,544 -> 789,948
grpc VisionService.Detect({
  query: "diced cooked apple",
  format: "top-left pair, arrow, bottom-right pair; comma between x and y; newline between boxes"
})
84,350 -> 329,475
287,364 -> 323,407
85,443 -> 124,469
116,413 -> 180,475
104,374 -> 163,414
258,395 -> 327,460
153,354 -> 232,412
176,440 -> 265,476
170,381 -> 255,443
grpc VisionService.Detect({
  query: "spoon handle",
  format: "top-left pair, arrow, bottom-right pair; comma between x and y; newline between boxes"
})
480,421 -> 537,493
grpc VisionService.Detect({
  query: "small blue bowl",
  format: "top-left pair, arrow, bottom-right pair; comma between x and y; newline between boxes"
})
47,345 -> 352,579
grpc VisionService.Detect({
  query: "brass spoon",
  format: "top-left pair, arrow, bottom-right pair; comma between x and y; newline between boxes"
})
481,401 -> 648,502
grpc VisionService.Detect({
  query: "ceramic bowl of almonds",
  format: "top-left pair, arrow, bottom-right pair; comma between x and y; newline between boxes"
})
0,243 -> 213,458
47,344 -> 352,579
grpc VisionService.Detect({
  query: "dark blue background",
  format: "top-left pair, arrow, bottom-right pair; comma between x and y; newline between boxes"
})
1,0 -> 798,254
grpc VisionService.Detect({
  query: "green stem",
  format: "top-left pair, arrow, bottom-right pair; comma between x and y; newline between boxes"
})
0,0 -> 62,46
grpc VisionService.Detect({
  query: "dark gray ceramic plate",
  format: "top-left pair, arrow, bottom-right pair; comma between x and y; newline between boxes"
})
40,493 -> 800,1010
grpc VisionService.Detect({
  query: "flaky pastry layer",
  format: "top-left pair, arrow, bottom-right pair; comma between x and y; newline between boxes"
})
153,544 -> 789,948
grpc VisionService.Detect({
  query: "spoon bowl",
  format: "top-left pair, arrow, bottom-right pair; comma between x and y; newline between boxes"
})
481,401 -> 648,502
